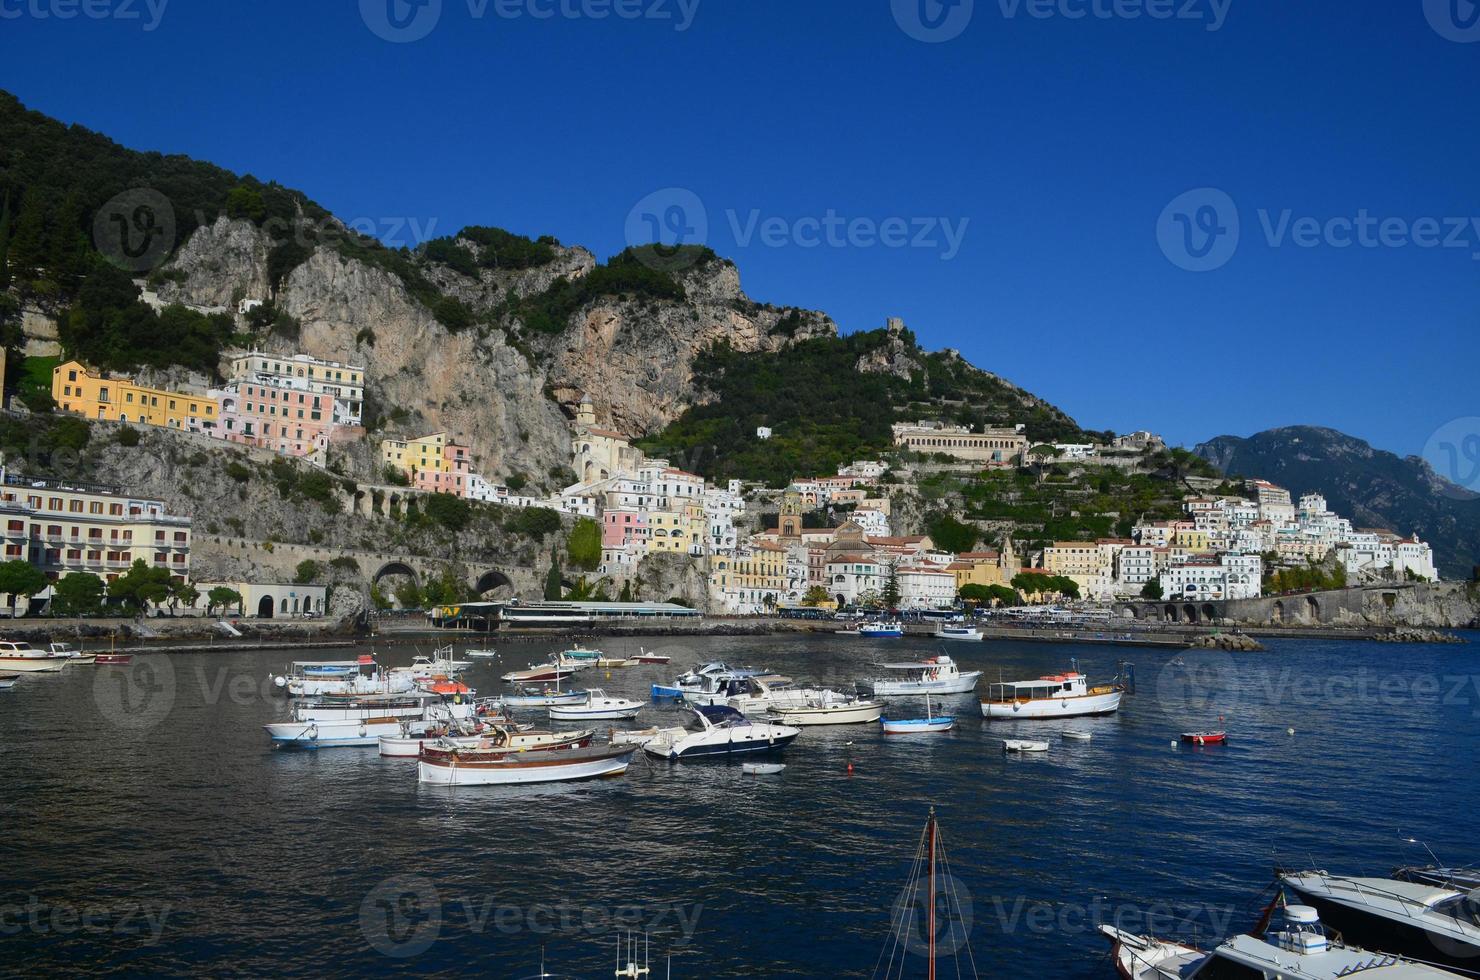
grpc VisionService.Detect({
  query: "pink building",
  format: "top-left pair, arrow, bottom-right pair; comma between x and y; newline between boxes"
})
214,382 -> 345,457
603,509 -> 648,548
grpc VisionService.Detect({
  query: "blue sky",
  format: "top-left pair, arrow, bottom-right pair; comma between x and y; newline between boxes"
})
3,0 -> 1477,465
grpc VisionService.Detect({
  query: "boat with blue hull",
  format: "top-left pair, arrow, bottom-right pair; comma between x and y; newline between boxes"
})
642,705 -> 799,761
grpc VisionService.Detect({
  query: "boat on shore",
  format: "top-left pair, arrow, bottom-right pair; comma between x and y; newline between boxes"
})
416,743 -> 636,786
1100,903 -> 1461,979
1280,869 -> 1480,971
933,624 -> 983,642
0,640 -> 69,673
880,693 -> 955,734
547,689 -> 643,721
768,691 -> 885,726
857,654 -> 981,696
643,705 -> 799,761
979,661 -> 1126,720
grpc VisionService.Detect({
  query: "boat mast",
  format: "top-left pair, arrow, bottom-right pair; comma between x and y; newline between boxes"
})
927,806 -> 937,980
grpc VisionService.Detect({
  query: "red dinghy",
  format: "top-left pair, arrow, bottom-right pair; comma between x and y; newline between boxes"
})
1181,731 -> 1227,745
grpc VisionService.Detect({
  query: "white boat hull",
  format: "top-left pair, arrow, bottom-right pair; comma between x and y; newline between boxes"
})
265,718 -> 406,748
417,749 -> 633,785
881,717 -> 955,734
863,672 -> 981,696
1003,739 -> 1050,752
934,630 -> 983,642
981,688 -> 1121,719
770,701 -> 884,726
547,706 -> 642,721
0,677 -> 18,689
0,657 -> 67,673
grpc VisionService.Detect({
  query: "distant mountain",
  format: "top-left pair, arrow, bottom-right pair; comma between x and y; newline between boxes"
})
1194,426 -> 1480,579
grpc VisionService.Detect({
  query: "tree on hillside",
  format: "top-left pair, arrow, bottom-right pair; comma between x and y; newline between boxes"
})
0,560 -> 47,616
206,586 -> 243,617
393,580 -> 423,610
567,517 -> 602,571
1140,576 -> 1164,600
926,513 -> 978,554
52,571 -> 105,617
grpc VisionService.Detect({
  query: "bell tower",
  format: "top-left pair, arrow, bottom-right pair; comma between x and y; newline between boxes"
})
779,487 -> 803,541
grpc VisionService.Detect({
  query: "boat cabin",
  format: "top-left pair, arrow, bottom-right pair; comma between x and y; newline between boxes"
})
984,672 -> 1092,703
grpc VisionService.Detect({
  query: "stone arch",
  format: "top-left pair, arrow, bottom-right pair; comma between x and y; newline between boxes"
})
1272,600 -> 1285,623
836,593 -> 847,608
475,570 -> 514,597
374,561 -> 420,584
1305,595 -> 1321,622
257,595 -> 274,619
1201,603 -> 1217,623
1163,603 -> 1178,622
1183,603 -> 1198,623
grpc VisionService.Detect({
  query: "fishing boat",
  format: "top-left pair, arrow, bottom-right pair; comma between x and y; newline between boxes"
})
859,620 -> 905,637
933,624 -> 983,642
768,691 -> 886,726
383,722 -> 594,758
880,693 -> 955,734
0,640 -> 69,673
1280,870 -> 1480,971
502,683 -> 589,707
264,692 -> 474,748
93,637 -> 132,666
1181,730 -> 1227,744
718,674 -> 844,716
272,656 -> 417,697
1100,903 -> 1461,979
0,672 -> 19,690
874,808 -> 978,979
49,643 -> 96,666
643,705 -> 800,760
406,645 -> 472,673
857,654 -> 981,696
416,743 -> 636,786
501,663 -> 577,684
547,689 -> 644,721
629,648 -> 671,664
1003,739 -> 1050,753
741,762 -> 785,775
979,660 -> 1126,719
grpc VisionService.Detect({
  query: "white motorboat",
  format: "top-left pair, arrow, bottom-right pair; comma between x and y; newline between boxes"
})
0,640 -> 69,673
502,683 -> 589,707
857,654 -> 981,696
466,648 -> 498,659
1003,739 -> 1049,753
264,693 -> 476,748
49,643 -> 96,666
721,674 -> 840,716
741,762 -> 785,775
1280,870 -> 1480,972
417,743 -> 636,785
547,689 -> 643,721
673,661 -> 765,689
1061,730 -> 1092,741
685,671 -> 795,709
980,663 -> 1125,720
407,645 -> 472,672
609,725 -> 687,747
933,624 -> 983,642
272,657 -> 417,697
501,663 -> 577,684
880,693 -> 955,734
858,620 -> 905,637
768,691 -> 885,726
643,705 -> 800,761
0,672 -> 19,690
1100,904 -> 1461,979
553,647 -> 632,669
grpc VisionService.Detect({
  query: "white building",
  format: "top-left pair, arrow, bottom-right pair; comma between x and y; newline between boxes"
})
756,426 -> 772,440
897,565 -> 956,609
226,351 -> 365,426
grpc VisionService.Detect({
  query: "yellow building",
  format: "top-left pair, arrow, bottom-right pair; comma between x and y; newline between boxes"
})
950,551 -> 1012,592
52,360 -> 217,432
381,432 -> 462,477
711,543 -> 787,612
1172,527 -> 1212,554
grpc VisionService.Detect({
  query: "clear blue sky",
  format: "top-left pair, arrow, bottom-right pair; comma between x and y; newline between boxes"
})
3,0 -> 1477,461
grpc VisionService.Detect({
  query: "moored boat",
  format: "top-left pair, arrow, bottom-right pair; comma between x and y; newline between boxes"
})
609,725 -> 687,747
501,663 -> 577,684
466,648 -> 498,659
741,762 -> 785,775
979,661 -> 1126,720
629,648 -> 671,664
1003,739 -> 1050,753
49,643 -> 96,666
643,705 -> 799,760
933,624 -> 983,642
416,743 -> 636,786
547,689 -> 643,721
880,693 -> 955,734
1100,903 -> 1462,979
858,620 -> 905,637
858,654 -> 981,696
767,691 -> 885,726
0,640 -> 69,673
502,683 -> 589,707
0,672 -> 19,690
386,723 -> 595,758
1181,731 -> 1227,744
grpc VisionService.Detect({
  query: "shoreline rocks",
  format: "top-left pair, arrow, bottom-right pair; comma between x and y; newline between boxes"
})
1188,633 -> 1266,652
1374,627 -> 1466,644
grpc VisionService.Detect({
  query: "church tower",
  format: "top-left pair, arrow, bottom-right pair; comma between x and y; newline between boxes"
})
575,395 -> 596,427
778,486 -> 803,541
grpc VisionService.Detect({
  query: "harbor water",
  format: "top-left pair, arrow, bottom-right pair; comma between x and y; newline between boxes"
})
2,631 -> 1476,977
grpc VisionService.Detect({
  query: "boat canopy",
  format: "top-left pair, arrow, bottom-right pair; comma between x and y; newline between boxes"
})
694,705 -> 746,724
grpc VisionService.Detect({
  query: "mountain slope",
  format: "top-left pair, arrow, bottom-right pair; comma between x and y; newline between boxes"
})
1194,426 -> 1480,578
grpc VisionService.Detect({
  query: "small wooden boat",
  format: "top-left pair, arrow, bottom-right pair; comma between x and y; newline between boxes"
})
416,743 -> 636,785
1062,730 -> 1092,741
93,652 -> 133,665
741,762 -> 786,775
50,643 -> 96,666
1003,739 -> 1050,753
1181,731 -> 1227,744
548,689 -> 643,721
880,692 -> 955,734
629,648 -> 671,665
0,672 -> 19,690
503,684 -> 588,707
501,663 -> 576,684
466,649 -> 498,659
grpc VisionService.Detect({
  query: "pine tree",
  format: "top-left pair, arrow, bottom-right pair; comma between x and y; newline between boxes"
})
881,560 -> 902,610
8,187 -> 48,285
543,552 -> 562,600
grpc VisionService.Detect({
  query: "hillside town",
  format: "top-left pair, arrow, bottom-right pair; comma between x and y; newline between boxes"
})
17,348 -> 1441,618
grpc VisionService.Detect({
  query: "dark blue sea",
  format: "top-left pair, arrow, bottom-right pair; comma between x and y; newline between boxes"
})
2,631 -> 1476,978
